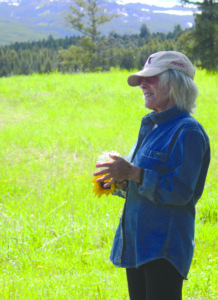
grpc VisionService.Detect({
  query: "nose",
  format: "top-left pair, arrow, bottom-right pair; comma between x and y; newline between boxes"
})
139,78 -> 148,89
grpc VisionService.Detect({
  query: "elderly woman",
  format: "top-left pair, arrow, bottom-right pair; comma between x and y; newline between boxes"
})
94,51 -> 210,300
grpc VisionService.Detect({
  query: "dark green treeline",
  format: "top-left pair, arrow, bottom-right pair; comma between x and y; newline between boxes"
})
0,25 -> 195,77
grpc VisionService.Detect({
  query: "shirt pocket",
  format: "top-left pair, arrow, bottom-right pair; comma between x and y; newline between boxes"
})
136,148 -> 167,173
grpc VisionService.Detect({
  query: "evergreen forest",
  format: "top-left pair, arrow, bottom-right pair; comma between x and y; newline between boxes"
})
0,25 -> 196,77
0,0 -> 218,77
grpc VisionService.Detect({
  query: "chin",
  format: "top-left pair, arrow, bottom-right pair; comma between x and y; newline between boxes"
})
145,102 -> 154,110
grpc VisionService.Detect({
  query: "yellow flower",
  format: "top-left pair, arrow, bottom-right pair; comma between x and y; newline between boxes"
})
91,174 -> 115,198
92,151 -> 120,198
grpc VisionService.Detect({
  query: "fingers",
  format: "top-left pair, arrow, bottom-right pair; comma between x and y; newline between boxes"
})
103,178 -> 116,188
96,173 -> 112,182
93,172 -> 115,189
93,169 -> 109,177
109,154 -> 120,160
95,162 -> 112,169
95,155 -> 121,169
93,154 -> 130,186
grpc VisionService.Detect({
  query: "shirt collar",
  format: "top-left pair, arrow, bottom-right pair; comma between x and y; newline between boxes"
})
148,105 -> 182,124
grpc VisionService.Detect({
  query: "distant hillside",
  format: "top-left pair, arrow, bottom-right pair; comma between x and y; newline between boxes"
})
0,0 -> 196,45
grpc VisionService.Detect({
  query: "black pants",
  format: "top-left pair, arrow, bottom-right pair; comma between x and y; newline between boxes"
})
126,259 -> 183,300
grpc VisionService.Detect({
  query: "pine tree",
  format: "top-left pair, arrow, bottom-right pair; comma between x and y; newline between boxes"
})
181,0 -> 218,70
62,0 -> 119,70
66,0 -> 118,44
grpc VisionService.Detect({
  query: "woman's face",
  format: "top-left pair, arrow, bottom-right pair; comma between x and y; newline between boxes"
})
139,76 -> 174,113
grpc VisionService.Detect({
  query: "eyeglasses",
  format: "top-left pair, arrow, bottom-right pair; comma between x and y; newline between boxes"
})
139,76 -> 158,87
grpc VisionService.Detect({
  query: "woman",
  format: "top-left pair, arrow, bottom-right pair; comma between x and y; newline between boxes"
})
93,51 -> 210,300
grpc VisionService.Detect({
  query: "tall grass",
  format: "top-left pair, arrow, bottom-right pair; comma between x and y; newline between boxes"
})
0,70 -> 217,299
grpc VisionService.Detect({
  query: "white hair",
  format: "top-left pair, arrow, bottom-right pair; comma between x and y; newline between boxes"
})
158,69 -> 198,113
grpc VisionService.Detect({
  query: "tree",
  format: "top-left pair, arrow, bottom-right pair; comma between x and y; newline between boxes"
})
181,0 -> 218,70
44,59 -> 53,73
194,1 -> 218,70
177,30 -> 196,63
66,0 -> 118,44
120,49 -> 135,70
59,37 -> 97,71
139,24 -> 151,39
62,0 -> 119,71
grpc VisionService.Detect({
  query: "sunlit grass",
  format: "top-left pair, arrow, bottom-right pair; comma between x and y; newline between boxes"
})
0,69 -> 217,299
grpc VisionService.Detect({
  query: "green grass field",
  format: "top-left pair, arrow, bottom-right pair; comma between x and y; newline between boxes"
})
0,70 -> 217,299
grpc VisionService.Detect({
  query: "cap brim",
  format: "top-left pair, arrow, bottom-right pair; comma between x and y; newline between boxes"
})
127,67 -> 167,86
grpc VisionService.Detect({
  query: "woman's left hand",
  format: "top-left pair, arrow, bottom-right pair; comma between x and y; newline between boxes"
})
93,154 -> 141,188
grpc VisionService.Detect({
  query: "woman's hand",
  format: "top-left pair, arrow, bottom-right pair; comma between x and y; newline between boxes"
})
116,179 -> 129,190
93,154 -> 141,188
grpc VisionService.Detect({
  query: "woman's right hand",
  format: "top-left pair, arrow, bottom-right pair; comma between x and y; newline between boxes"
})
116,180 -> 129,191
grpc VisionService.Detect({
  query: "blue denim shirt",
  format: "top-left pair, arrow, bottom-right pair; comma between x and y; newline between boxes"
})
110,105 -> 210,279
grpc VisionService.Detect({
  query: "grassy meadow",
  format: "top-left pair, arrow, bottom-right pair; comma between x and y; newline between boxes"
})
0,69 -> 217,299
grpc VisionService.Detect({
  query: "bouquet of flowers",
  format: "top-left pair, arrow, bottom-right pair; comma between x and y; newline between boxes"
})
91,151 -> 121,198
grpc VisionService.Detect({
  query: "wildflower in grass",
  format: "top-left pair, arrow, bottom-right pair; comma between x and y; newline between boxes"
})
92,151 -> 120,198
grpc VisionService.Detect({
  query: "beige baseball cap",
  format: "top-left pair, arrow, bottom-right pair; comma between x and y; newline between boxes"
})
128,51 -> 195,87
